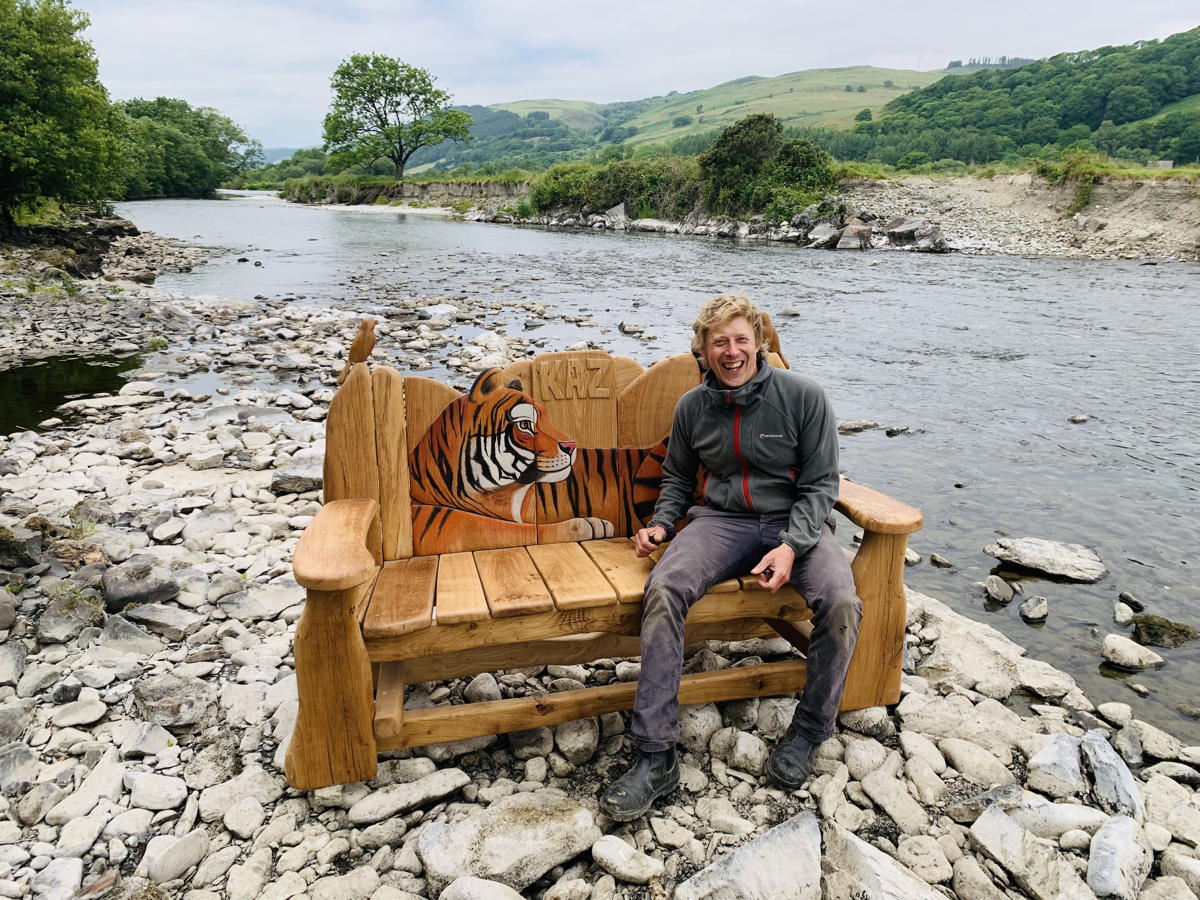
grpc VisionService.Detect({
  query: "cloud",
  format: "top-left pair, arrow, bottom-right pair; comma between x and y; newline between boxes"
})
74,0 -> 1198,146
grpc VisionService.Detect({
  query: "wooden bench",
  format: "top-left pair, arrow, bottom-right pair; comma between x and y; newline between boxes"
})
284,335 -> 923,790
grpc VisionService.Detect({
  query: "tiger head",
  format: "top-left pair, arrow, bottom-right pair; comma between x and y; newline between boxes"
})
409,369 -> 578,520
460,369 -> 577,494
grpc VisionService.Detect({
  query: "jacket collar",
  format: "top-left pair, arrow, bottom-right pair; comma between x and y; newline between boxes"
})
702,354 -> 773,406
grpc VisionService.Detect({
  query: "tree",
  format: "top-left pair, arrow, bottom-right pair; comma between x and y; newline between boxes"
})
672,115 -> 694,128
0,0 -> 125,233
322,54 -> 472,180
855,108 -> 873,122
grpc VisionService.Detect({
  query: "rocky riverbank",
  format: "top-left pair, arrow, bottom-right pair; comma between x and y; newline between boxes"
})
305,172 -> 1200,261
2,233 -> 1200,900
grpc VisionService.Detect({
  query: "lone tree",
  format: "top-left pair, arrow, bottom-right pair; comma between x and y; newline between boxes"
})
0,0 -> 125,234
322,54 -> 472,180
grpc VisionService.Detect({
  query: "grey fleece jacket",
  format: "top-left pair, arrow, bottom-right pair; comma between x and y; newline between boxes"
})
647,360 -> 840,556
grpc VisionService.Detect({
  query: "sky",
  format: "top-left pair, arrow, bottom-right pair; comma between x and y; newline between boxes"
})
75,0 -> 1198,149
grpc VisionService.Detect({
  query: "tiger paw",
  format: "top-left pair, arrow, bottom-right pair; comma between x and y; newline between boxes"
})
542,517 -> 615,542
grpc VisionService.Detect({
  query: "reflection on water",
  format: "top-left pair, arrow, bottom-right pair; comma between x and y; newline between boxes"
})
118,193 -> 1200,740
0,354 -> 144,435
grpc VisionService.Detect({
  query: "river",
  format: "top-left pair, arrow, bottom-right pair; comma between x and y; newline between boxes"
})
117,191 -> 1200,740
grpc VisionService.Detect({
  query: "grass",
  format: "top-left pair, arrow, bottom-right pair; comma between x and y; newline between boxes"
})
620,66 -> 944,147
1139,92 -> 1200,123
489,98 -> 607,132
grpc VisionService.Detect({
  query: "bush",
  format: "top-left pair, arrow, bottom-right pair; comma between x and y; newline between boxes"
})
529,162 -> 595,211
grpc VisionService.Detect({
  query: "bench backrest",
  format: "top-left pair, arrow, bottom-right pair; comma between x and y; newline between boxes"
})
324,348 -> 785,559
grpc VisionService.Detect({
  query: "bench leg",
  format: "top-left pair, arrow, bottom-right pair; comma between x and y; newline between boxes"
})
840,531 -> 908,710
285,585 -> 378,790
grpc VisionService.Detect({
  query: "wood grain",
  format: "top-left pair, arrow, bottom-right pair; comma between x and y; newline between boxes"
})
474,547 -> 555,617
433,551 -> 490,624
836,477 -> 924,535
612,356 -> 644,394
379,658 -> 811,750
323,364 -> 382,560
372,366 -> 413,560
402,377 -> 461,454
362,557 -> 438,639
616,353 -> 701,447
580,538 -> 653,603
293,499 -> 381,591
285,582 -> 378,789
527,543 -> 617,610
840,530 -> 908,710
373,661 -> 406,743
531,350 -> 617,448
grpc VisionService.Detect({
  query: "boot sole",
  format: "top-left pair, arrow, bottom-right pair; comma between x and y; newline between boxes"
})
600,774 -> 680,822
765,755 -> 809,790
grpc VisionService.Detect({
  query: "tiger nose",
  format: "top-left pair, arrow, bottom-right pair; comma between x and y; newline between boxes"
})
559,440 -> 577,455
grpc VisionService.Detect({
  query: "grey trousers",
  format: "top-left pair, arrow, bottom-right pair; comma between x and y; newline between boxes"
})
630,507 -> 862,752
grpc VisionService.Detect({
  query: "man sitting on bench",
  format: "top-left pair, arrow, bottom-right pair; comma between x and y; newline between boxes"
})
599,293 -> 863,821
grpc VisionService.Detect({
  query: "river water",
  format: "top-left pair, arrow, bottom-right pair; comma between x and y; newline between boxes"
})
117,192 -> 1200,741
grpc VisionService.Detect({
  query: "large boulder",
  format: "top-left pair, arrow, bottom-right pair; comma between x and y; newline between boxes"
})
822,822 -> 944,899
101,556 -> 180,612
674,812 -> 821,900
416,790 -> 601,895
133,672 -> 217,728
983,537 -> 1107,582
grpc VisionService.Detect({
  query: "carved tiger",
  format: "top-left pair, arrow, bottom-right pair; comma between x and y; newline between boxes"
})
408,369 -> 667,556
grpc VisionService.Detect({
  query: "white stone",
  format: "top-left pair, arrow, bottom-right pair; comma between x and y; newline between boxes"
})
969,806 -> 1094,900
1081,729 -> 1144,820
31,858 -> 82,899
197,765 -> 284,822
1086,815 -> 1151,900
143,828 -> 209,884
983,537 -> 1107,581
225,847 -> 272,900
938,737 -> 1015,787
416,791 -> 601,895
1142,875 -> 1198,900
861,770 -> 928,835
348,768 -> 470,825
1143,774 -> 1200,846
843,737 -> 889,781
895,835 -> 953,884
822,822 -> 944,899
1132,719 -> 1186,760
591,835 -> 664,884
1025,734 -> 1085,798
223,796 -> 265,839
1160,852 -> 1200,896
125,772 -> 187,810
674,812 -> 821,900
899,730 -> 946,774
310,865 -> 379,900
1102,634 -> 1165,670
440,877 -> 526,900
52,816 -> 104,858
45,747 -> 125,826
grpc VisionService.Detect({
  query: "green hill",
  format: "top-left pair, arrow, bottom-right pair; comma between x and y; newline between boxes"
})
619,66 -> 944,145
489,99 -> 606,132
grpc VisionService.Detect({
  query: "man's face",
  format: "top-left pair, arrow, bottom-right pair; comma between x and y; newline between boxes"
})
703,316 -> 760,389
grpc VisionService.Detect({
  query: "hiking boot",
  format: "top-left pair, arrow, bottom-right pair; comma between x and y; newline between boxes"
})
599,748 -> 679,821
765,725 -> 816,789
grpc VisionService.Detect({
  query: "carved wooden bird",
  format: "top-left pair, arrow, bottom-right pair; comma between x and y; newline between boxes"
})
336,317 -> 377,384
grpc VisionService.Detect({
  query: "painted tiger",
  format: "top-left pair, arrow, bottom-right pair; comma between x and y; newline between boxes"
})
408,369 -> 668,556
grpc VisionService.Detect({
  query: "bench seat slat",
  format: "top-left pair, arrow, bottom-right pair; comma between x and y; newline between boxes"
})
362,557 -> 437,639
581,538 -> 653,603
474,547 -> 556,617
433,552 -> 490,624
527,543 -> 618,610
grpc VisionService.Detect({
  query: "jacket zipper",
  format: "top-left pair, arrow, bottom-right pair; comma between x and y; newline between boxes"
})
732,404 -> 753,510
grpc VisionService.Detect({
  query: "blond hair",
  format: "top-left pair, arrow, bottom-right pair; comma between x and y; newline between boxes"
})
690,293 -> 765,366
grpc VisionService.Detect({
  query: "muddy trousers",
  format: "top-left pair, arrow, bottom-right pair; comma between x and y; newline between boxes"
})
630,509 -> 862,752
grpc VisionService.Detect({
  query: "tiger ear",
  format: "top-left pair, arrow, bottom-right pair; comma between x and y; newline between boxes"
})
467,369 -> 525,402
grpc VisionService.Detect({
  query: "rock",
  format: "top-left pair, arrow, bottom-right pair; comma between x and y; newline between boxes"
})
0,643 -> 27,687
45,746 -> 125,825
1086,815 -> 1151,900
983,537 -> 1107,582
223,796 -> 265,838
309,866 -> 379,900
1131,614 -> 1198,648
837,706 -> 894,739
843,737 -> 889,781
270,466 -> 322,494
554,717 -> 599,765
100,615 -> 164,655
217,581 -> 304,620
1143,875 -> 1198,899
347,769 -> 470,825
102,557 -> 180,611
1161,852 -> 1200,895
674,811 -> 821,900
861,770 -> 928,834
133,672 -> 217,727
1131,718 -> 1185,760
197,765 -> 284,822
969,805 -> 1094,900
1007,799 -> 1110,839
895,835 -> 953,884
54,814 -> 105,857
440,878 -> 525,900
1143,774 -> 1200,846
591,835 -> 664,884
937,737 -> 1015,786
1102,634 -> 1165,670
509,727 -> 553,760
0,743 -> 39,786
951,856 -> 1009,900
416,791 -> 601,895
822,822 -> 944,899
1025,734 -> 1085,798
143,827 -> 209,884
123,603 -> 205,640
36,589 -> 105,643
464,673 -> 502,703
984,575 -> 1014,603
678,703 -> 723,754
1019,596 -> 1050,622
126,772 -> 187,810
30,858 -> 83,899
1080,730 -> 1144,820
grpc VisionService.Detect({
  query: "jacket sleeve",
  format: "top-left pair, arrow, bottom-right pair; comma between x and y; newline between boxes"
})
647,399 -> 700,539
778,385 -> 839,557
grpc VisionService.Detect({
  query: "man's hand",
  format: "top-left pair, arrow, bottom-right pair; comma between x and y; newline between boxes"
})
752,543 -> 797,593
633,525 -> 667,558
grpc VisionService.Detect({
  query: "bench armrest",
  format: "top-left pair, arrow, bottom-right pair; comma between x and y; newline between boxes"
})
294,498 -> 381,591
836,477 -> 923,536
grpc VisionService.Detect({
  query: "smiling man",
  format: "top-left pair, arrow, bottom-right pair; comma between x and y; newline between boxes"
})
599,293 -> 862,821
